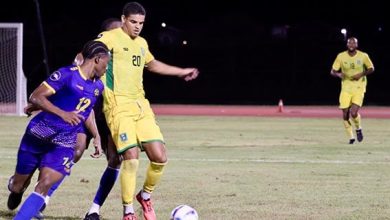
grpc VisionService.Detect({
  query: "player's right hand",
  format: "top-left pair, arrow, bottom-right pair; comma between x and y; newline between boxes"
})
61,111 -> 85,126
180,68 -> 199,81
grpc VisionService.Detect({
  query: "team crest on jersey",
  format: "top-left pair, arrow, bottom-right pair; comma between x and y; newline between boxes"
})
357,60 -> 362,65
94,89 -> 100,96
120,133 -> 128,142
141,47 -> 145,56
49,71 -> 61,81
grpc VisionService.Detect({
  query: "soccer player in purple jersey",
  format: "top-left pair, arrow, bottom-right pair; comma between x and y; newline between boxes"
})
33,18 -> 123,220
7,40 -> 110,220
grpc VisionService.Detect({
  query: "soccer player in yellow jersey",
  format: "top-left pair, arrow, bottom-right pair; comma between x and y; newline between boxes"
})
330,37 -> 374,144
95,2 -> 199,220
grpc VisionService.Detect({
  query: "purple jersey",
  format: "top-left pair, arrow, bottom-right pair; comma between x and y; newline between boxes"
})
25,65 -> 104,148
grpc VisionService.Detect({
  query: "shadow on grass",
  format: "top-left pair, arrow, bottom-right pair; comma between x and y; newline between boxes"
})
0,210 -> 82,220
0,210 -> 14,219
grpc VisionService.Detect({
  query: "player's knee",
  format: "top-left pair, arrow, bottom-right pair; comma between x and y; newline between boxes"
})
9,175 -> 30,193
107,154 -> 121,168
351,111 -> 359,118
144,142 -> 167,163
73,149 -> 84,163
9,181 -> 24,193
121,159 -> 139,173
152,150 -> 168,163
152,155 -> 167,164
34,179 -> 53,195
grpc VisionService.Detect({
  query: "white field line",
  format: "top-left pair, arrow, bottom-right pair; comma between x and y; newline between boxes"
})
1,155 -> 390,165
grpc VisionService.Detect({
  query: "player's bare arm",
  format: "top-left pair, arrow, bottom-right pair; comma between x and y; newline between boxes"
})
330,69 -> 344,79
29,83 -> 85,126
351,67 -> 375,80
84,109 -> 103,158
146,59 -> 199,81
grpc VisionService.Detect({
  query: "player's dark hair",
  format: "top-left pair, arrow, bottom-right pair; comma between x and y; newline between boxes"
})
100,17 -> 121,32
123,2 -> 146,17
81,40 -> 109,59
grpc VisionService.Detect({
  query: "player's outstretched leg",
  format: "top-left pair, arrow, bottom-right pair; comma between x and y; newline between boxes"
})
84,166 -> 119,220
34,176 -> 66,219
14,192 -> 45,220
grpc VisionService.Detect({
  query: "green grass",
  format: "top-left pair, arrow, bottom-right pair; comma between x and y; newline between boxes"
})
1,116 -> 390,219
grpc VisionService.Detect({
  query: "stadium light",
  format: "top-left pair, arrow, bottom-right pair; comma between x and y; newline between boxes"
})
341,28 -> 347,41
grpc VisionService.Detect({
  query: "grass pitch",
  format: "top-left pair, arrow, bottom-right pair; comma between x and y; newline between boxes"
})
1,115 -> 390,219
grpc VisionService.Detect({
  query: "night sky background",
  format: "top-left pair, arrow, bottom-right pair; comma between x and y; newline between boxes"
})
1,0 -> 388,105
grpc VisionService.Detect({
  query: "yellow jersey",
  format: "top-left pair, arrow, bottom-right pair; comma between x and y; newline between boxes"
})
96,28 -> 154,111
332,50 -> 374,93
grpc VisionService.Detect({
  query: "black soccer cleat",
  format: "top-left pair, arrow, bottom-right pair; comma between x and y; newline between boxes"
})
356,129 -> 363,142
7,175 -> 24,210
7,191 -> 24,210
349,138 -> 356,144
84,212 -> 100,220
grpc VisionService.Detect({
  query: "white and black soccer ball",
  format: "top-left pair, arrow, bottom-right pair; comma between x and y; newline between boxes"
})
170,204 -> 198,220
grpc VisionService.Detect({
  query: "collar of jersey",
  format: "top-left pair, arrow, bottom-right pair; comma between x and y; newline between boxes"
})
77,66 -> 88,80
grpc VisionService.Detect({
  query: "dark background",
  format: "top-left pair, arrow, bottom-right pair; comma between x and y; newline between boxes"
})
1,0 -> 388,105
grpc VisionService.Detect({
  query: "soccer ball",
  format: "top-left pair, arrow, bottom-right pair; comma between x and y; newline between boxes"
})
170,204 -> 198,220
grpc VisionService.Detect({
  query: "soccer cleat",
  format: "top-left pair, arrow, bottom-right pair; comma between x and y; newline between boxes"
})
136,191 -> 156,220
356,129 -> 363,142
84,212 -> 100,220
7,191 -> 24,210
349,138 -> 356,144
123,213 -> 137,220
7,175 -> 24,210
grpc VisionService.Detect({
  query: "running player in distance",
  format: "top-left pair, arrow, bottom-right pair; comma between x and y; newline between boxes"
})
330,37 -> 374,144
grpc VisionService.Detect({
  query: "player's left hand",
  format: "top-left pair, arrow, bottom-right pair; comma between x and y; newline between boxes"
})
351,73 -> 363,81
24,103 -> 40,117
90,135 -> 103,158
180,68 -> 199,81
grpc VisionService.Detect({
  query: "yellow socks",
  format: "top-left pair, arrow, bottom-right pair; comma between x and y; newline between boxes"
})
343,120 -> 354,139
143,162 -> 167,193
351,114 -> 361,130
120,159 -> 139,205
